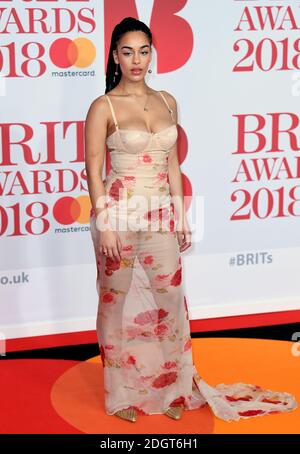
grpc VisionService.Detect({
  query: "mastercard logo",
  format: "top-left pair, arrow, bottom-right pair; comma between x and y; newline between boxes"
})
53,196 -> 91,225
49,37 -> 96,68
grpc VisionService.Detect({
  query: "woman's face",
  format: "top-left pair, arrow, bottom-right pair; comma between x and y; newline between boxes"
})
113,31 -> 152,81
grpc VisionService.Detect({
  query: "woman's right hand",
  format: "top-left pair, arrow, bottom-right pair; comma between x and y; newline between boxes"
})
99,230 -> 122,262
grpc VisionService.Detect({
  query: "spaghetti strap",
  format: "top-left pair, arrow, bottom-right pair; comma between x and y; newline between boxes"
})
105,95 -> 119,130
158,90 -> 174,121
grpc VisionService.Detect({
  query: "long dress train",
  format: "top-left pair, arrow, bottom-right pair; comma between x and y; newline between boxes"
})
89,91 -> 297,421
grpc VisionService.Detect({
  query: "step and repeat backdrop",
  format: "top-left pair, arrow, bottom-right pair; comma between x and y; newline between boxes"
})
1,0 -> 299,339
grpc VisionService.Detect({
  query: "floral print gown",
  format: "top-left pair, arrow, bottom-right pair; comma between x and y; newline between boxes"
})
89,91 -> 297,421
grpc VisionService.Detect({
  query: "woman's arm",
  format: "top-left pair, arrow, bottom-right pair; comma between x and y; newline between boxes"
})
163,91 -> 191,252
85,96 -> 109,221
84,96 -> 122,261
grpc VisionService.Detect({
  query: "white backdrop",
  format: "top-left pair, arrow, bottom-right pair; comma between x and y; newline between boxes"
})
1,0 -> 300,340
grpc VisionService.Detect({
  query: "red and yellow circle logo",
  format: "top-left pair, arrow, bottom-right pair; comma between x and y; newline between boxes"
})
49,38 -> 96,68
53,196 -> 91,225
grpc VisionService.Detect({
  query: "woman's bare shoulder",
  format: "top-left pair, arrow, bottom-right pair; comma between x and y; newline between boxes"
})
86,94 -> 108,119
89,94 -> 108,109
159,90 -> 178,120
160,90 -> 177,108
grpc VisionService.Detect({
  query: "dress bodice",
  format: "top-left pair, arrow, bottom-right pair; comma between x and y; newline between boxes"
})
106,123 -> 178,154
104,91 -> 178,179
105,91 -> 178,155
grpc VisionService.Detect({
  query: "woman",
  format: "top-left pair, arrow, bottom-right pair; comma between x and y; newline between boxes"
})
85,17 -> 297,423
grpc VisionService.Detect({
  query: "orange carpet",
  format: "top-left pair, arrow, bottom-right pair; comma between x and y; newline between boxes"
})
49,337 -> 299,434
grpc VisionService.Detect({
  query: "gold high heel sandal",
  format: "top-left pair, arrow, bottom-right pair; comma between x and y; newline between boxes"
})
114,408 -> 137,422
164,404 -> 184,420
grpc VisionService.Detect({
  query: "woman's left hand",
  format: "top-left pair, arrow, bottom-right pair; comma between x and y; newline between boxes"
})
176,218 -> 192,253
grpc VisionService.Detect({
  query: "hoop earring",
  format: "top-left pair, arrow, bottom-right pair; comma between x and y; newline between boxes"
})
113,63 -> 119,83
148,68 -> 152,73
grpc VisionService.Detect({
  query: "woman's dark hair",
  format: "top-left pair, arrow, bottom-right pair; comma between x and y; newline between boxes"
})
105,17 -> 152,94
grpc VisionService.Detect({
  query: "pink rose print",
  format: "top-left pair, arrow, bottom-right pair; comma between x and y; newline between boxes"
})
151,272 -> 171,289
141,154 -> 152,164
154,172 -> 168,185
155,273 -> 170,281
154,322 -> 169,337
157,172 -> 167,180
134,308 -> 169,326
169,396 -> 185,407
162,361 -> 177,370
109,178 -> 124,201
126,326 -> 144,338
144,207 -> 169,222
184,339 -> 192,351
120,352 -> 137,369
123,176 -> 136,188
101,292 -> 115,304
105,256 -> 121,276
121,244 -> 134,258
152,371 -> 178,389
238,410 -> 265,417
143,255 -> 154,265
262,398 -> 284,404
171,267 -> 182,286
141,375 -> 155,383
169,218 -> 175,232
225,395 -> 253,402
127,355 -> 136,365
